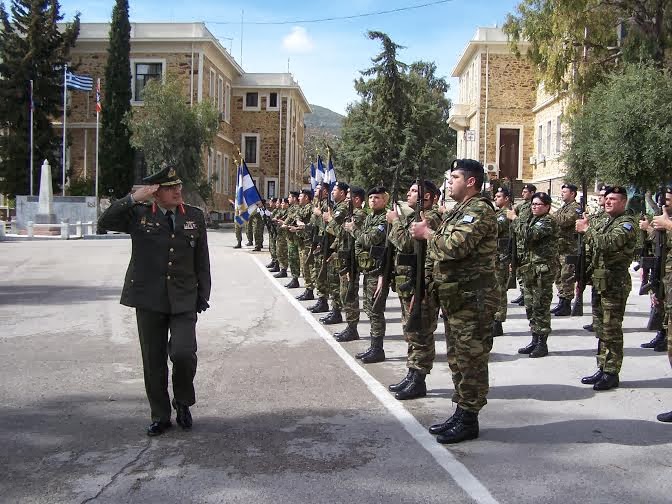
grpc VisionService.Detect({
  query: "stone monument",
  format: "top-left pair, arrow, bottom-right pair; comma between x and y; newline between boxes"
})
35,160 -> 57,224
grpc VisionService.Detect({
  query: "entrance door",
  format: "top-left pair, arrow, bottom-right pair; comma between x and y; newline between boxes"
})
498,128 -> 520,180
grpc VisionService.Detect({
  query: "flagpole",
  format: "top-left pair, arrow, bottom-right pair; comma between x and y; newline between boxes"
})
62,65 -> 67,196
95,78 -> 100,220
29,79 -> 34,196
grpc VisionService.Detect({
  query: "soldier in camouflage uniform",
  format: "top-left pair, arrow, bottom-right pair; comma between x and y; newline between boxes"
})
334,187 -> 367,342
578,186 -> 637,391
266,199 -> 280,270
245,215 -> 254,246
650,186 -> 672,421
282,192 -> 301,288
517,192 -> 558,358
507,183 -> 536,306
321,182 -> 350,325
272,198 -> 290,278
307,184 -> 331,314
387,180 -> 443,400
412,159 -> 498,444
294,190 -> 317,301
347,186 -> 389,364
492,186 -> 513,337
551,184 -> 582,316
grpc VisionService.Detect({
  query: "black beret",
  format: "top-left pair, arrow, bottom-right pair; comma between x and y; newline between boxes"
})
532,191 -> 552,205
604,186 -> 627,197
496,186 -> 511,198
562,183 -> 578,192
367,186 -> 387,196
300,189 -> 313,198
451,158 -> 483,173
350,186 -> 365,200
422,180 -> 439,198
289,191 -> 300,198
522,183 -> 537,192
142,166 -> 182,186
335,181 -> 350,192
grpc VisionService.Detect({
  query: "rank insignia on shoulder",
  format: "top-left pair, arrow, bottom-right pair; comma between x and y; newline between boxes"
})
184,221 -> 197,230
377,224 -> 386,232
334,211 -> 341,217
462,215 -> 475,223
576,208 -> 583,215
623,222 -> 633,231
535,221 -> 544,227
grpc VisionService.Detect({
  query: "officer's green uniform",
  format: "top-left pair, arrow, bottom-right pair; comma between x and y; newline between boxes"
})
389,207 -> 442,375
297,202 -> 315,289
98,190 -> 211,425
326,200 -> 349,312
588,210 -> 637,375
553,200 -> 581,299
427,195 -> 498,413
340,207 -> 366,324
494,207 -> 512,323
285,202 -> 301,280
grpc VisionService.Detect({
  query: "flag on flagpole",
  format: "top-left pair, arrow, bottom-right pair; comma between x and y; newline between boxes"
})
95,78 -> 102,113
234,160 -> 262,225
65,70 -> 93,91
326,154 -> 337,190
309,161 -> 317,192
316,155 -> 325,185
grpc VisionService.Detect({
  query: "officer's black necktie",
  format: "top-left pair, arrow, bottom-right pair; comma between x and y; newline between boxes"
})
166,210 -> 174,232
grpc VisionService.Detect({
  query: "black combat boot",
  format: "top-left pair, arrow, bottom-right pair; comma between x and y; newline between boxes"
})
335,323 -> 359,342
269,262 -> 281,273
296,289 -> 314,301
429,407 -> 464,435
245,241 -> 253,246
436,409 -> 479,444
581,369 -> 603,384
491,320 -> 504,337
233,242 -> 242,249
253,245 -> 262,251
510,292 -> 524,305
654,334 -> 668,352
266,259 -> 276,268
593,372 -> 619,391
583,323 -> 595,332
395,371 -> 427,400
285,277 -> 300,289
308,297 -> 329,313
553,298 -> 572,316
273,268 -> 288,278
518,334 -> 539,354
320,310 -> 343,325
657,410 -> 672,422
361,337 -> 385,364
529,334 -> 548,358
355,345 -> 373,360
641,330 -> 664,348
389,369 -> 414,393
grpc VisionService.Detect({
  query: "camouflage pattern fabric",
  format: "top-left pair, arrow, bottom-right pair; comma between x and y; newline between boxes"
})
666,233 -> 672,368
426,195 -> 498,413
519,214 -> 558,336
297,204 -> 315,289
276,208 -> 289,269
326,200 -> 349,310
339,207 -> 367,324
494,207 -> 512,322
312,200 -> 329,298
362,272 -> 387,336
590,211 -> 638,374
246,218 -> 253,243
235,222 -> 244,244
251,211 -> 264,247
514,200 -> 533,289
285,203 -> 301,279
269,208 -> 278,260
553,200 -> 581,299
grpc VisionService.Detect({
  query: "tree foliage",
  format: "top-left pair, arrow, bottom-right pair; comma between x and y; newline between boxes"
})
99,0 -> 134,198
125,77 -> 219,204
0,0 -> 79,197
564,63 -> 672,189
338,31 -> 455,191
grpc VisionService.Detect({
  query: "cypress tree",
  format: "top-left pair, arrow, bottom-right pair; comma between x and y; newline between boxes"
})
99,0 -> 133,198
0,0 -> 79,197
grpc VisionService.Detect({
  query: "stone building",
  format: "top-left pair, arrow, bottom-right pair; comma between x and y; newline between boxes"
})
62,22 -> 310,215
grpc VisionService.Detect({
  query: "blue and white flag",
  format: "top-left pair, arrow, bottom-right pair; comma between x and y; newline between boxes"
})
309,161 -> 317,192
326,155 -> 337,190
234,161 -> 262,225
65,70 -> 93,92
316,156 -> 325,185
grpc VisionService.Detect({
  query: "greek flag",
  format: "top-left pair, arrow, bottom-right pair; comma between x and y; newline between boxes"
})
65,70 -> 93,92
234,161 -> 262,225
316,156 -> 325,185
309,161 -> 317,192
326,155 -> 337,190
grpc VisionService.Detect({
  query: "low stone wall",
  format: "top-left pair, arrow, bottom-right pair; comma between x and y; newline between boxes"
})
15,196 -> 97,230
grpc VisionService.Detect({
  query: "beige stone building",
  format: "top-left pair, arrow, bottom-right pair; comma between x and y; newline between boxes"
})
449,27 -> 570,195
63,22 -> 310,215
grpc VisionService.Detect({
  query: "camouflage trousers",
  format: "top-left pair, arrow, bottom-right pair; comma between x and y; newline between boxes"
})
246,220 -> 253,243
235,223 -> 244,245
287,237 -> 300,279
328,257 -> 342,311
494,260 -> 510,322
523,268 -> 554,336
362,272 -> 388,337
269,230 -> 277,261
592,276 -> 630,374
276,231 -> 288,269
298,241 -> 314,289
251,214 -> 264,247
339,269 -> 360,324
439,285 -> 498,413
398,291 -> 438,374
664,270 -> 672,368
312,250 -> 328,298
554,253 -> 576,300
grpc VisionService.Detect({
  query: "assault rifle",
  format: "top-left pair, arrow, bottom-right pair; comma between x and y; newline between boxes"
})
639,187 -> 667,331
404,164 -> 427,333
343,196 -> 359,303
567,179 -> 588,316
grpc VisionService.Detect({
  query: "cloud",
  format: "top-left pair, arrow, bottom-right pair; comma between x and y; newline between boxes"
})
282,26 -> 314,53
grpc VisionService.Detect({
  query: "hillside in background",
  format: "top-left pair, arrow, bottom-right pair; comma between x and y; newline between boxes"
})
305,104 -> 344,136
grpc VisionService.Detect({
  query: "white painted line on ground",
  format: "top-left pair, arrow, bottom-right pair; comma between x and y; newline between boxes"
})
253,256 -> 499,504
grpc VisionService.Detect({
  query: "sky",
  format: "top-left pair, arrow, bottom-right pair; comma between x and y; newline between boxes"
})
55,0 -> 522,115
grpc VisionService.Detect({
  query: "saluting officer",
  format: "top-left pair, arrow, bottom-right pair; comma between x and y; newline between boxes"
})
98,167 -> 211,436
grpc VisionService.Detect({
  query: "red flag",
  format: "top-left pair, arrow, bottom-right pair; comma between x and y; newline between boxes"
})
95,78 -> 101,113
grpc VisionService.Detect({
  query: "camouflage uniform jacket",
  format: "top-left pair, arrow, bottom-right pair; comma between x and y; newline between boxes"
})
389,207 -> 442,276
520,213 -> 558,268
553,200 -> 581,254
495,207 -> 512,264
325,200 -> 350,252
354,209 -> 388,272
285,203 -> 300,241
296,203 -> 314,243
589,211 -> 637,293
426,195 -> 497,288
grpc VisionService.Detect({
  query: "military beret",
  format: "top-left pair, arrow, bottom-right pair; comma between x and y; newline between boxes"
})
335,181 -> 350,192
665,185 -> 672,194
289,191 -> 300,198
142,166 -> 182,186
522,183 -> 537,192
604,186 -> 627,197
300,189 -> 313,198
367,186 -> 387,196
532,191 -> 552,205
496,186 -> 511,198
451,158 -> 483,173
562,183 -> 578,192
350,186 -> 366,200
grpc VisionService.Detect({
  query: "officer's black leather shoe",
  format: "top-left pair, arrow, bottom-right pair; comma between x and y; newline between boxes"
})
335,324 -> 359,342
657,410 -> 672,422
389,369 -> 414,392
361,347 -> 385,364
654,335 -> 667,352
583,323 -> 595,332
641,330 -> 665,348
553,298 -> 571,316
436,410 -> 479,444
308,297 -> 329,313
395,371 -> 426,400
355,346 -> 372,359
233,243 -> 242,249
273,268 -> 287,278
581,369 -> 603,384
429,407 -> 464,435
172,399 -> 192,430
518,334 -> 539,354
511,293 -> 524,305
285,277 -> 300,289
147,420 -> 172,437
296,289 -> 314,301
320,310 -> 343,325
491,321 -> 503,337
593,372 -> 619,391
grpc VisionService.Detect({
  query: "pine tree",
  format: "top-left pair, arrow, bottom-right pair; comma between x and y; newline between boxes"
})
99,0 -> 134,198
0,0 -> 79,197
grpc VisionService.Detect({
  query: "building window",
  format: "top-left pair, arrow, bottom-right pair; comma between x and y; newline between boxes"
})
266,179 -> 277,198
132,61 -> 164,102
242,133 -> 260,165
537,124 -> 543,154
267,92 -> 279,110
217,76 -> 224,113
245,92 -> 259,110
207,148 -> 214,182
209,69 -> 216,101
556,115 -> 563,153
546,120 -> 552,156
223,155 -> 230,193
224,83 -> 231,122
216,152 -> 223,193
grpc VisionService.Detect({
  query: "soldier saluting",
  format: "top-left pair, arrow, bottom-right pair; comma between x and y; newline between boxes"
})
98,167 -> 211,436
